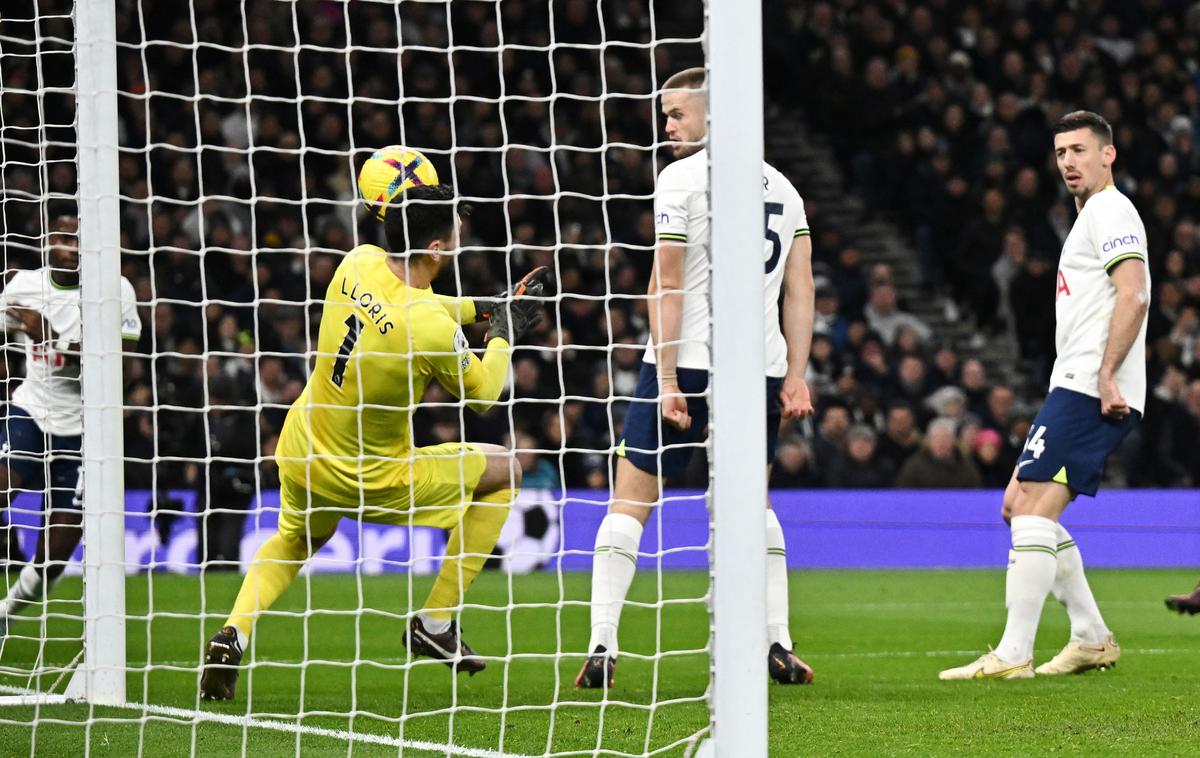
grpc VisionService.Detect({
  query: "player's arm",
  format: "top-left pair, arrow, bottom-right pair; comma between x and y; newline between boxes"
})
5,306 -> 84,365
648,241 -> 691,431
780,233 -> 815,419
1097,258 -> 1149,419
430,276 -> 546,413
436,336 -> 512,413
431,294 -> 479,325
650,163 -> 692,431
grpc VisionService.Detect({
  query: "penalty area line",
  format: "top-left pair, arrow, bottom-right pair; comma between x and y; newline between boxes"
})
0,685 -> 532,758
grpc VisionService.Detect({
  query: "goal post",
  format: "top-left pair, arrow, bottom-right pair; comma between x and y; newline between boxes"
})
70,0 -> 126,706
706,0 -> 768,753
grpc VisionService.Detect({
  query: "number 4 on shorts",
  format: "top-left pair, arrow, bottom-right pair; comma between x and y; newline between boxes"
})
1024,425 -> 1048,459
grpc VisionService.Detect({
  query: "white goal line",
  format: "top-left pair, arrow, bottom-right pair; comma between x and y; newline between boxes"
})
0,685 -> 533,758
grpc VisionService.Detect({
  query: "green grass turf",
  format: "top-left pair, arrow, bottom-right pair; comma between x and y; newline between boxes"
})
0,567 -> 1198,756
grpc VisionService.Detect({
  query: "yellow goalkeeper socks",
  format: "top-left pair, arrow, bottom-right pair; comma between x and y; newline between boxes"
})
423,488 -> 515,621
225,532 -> 311,639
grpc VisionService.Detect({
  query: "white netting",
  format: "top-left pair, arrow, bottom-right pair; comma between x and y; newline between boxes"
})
0,0 -> 86,699
0,1 -> 715,755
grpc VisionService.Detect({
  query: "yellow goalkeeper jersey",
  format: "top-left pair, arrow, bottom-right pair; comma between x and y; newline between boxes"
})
275,245 -> 509,506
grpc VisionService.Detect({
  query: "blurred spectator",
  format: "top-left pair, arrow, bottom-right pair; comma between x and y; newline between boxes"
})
812,403 -> 851,476
827,425 -> 894,488
1141,366 -> 1200,486
813,281 -> 852,349
1010,254 -> 1057,384
925,385 -> 968,424
890,355 -> 932,409
876,404 -> 923,473
929,345 -> 960,389
896,417 -> 983,489
951,188 -> 1006,333
864,283 -> 932,346
983,386 -> 1017,431
959,359 -> 990,419
770,440 -> 823,488
195,377 -> 258,569
829,246 -> 869,317
991,227 -> 1027,329
972,428 -> 1011,489
512,431 -> 562,493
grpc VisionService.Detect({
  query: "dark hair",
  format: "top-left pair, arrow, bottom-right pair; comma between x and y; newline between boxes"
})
1054,110 -> 1112,145
383,184 -> 469,252
50,214 -> 78,235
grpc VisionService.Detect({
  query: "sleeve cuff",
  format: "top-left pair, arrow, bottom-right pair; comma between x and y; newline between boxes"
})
1104,252 -> 1145,273
657,233 -> 688,242
793,228 -> 810,238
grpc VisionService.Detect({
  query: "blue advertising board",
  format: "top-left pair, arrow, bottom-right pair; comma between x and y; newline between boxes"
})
6,488 -> 1199,573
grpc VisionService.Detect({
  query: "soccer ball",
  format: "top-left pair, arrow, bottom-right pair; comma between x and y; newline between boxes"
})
356,146 -> 439,221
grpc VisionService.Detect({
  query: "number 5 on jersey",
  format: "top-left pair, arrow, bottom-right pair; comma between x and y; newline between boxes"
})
764,202 -> 784,273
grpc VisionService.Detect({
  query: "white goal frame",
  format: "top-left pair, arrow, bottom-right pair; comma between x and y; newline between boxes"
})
705,0 -> 768,754
68,0 -> 127,706
7,0 -> 770,754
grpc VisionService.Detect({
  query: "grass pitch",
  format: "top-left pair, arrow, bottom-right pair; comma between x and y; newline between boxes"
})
0,567 -> 1198,756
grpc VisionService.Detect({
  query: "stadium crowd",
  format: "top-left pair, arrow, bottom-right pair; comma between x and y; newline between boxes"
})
767,0 -> 1200,489
1,0 -> 1197,502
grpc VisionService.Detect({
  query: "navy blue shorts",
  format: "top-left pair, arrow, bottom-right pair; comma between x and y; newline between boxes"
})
617,362 -> 782,481
1015,388 -> 1139,497
0,404 -> 83,510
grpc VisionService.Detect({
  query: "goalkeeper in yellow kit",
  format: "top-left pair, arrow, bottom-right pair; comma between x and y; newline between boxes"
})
201,184 -> 550,700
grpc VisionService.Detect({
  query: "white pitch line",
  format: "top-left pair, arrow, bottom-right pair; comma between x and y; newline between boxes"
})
0,685 -> 531,758
110,646 -> 1194,668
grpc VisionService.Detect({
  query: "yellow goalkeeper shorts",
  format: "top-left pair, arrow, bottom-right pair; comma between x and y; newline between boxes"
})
275,442 -> 489,541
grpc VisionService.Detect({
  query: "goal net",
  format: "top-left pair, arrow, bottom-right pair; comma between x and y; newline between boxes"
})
0,1 -> 766,755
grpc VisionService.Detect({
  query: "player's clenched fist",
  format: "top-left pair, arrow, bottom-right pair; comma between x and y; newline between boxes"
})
5,306 -> 48,343
1098,375 -> 1129,420
660,384 -> 691,431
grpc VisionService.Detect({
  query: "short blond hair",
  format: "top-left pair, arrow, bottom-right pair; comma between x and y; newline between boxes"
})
662,67 -> 705,91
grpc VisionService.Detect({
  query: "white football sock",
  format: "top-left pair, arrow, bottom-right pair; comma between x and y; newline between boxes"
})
1051,524 -> 1109,644
0,564 -> 48,619
418,613 -> 452,635
994,515 -> 1057,663
765,509 -> 792,650
587,513 -> 643,655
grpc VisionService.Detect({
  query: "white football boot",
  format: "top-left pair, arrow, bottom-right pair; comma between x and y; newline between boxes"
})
1035,634 -> 1120,675
938,651 -> 1034,681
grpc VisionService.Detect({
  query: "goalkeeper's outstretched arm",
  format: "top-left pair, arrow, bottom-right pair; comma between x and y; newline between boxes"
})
432,268 -> 547,413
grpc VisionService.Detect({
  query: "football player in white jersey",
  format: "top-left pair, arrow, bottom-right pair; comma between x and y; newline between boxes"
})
941,111 -> 1149,681
576,68 -> 817,688
0,214 -> 142,638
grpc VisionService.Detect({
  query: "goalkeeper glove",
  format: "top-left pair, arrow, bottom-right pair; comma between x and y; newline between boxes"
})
473,266 -> 553,321
483,267 -> 550,344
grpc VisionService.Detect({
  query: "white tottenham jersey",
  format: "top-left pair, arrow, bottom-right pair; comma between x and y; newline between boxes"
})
1,268 -> 142,436
1050,186 -> 1150,413
647,147 -> 809,377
